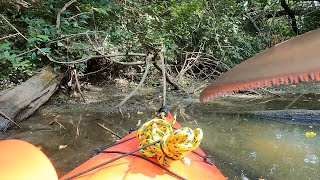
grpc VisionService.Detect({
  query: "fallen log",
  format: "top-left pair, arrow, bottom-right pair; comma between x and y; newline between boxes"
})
0,67 -> 61,131
250,109 -> 320,124
212,109 -> 320,124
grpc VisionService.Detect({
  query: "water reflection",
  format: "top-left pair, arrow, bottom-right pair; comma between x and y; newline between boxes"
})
180,110 -> 320,179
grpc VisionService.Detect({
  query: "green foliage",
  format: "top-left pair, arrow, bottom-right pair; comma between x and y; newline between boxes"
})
0,0 -> 319,87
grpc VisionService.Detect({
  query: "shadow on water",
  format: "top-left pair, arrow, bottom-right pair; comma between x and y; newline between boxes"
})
0,94 -> 320,179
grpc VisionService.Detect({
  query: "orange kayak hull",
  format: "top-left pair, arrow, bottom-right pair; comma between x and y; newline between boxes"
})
0,139 -> 58,180
60,132 -> 225,180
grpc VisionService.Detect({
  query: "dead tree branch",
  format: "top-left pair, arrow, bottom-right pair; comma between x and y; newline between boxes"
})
0,33 -> 19,41
160,50 -> 167,106
115,52 -> 155,109
0,111 -> 21,129
52,53 -> 147,64
280,0 -> 298,34
56,0 -> 77,29
153,61 -> 181,90
73,69 -> 86,102
176,50 -> 228,81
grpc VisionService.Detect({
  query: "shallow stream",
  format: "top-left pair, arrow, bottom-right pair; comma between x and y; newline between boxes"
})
0,86 -> 320,180
1,93 -> 320,179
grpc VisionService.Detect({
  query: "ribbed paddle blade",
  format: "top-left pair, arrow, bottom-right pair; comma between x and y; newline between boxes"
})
200,29 -> 320,103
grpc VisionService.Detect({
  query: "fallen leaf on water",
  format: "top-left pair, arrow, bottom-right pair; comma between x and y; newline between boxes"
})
305,132 -> 316,138
59,144 -> 68,150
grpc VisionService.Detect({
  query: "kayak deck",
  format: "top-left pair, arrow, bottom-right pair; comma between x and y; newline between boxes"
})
60,121 -> 225,180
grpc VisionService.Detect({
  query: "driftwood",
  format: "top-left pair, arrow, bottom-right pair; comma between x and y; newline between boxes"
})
251,109 -> 320,124
0,67 -> 61,131
212,109 -> 320,124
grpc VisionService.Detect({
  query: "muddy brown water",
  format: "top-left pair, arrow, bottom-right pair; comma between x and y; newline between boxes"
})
1,94 -> 320,179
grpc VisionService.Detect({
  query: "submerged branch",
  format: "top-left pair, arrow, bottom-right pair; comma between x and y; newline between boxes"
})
0,111 -> 21,129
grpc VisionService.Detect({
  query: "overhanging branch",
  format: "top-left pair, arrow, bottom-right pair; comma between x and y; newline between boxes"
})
281,0 -> 298,34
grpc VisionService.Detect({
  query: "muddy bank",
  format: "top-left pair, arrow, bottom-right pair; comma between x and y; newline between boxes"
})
40,81 -> 320,115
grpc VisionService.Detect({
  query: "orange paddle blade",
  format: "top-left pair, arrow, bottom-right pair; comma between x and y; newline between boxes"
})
0,139 -> 58,180
200,29 -> 320,102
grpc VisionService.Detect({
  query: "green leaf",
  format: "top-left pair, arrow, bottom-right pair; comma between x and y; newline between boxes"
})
37,35 -> 49,40
31,52 -> 37,59
57,42 -> 64,46
3,51 -> 10,58
37,47 -> 50,55
93,7 -> 107,15
0,43 -> 11,51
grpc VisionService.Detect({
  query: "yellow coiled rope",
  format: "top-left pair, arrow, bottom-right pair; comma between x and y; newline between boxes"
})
136,113 -> 203,166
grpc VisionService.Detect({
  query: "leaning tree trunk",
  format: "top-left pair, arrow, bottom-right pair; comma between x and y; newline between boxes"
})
0,67 -> 61,131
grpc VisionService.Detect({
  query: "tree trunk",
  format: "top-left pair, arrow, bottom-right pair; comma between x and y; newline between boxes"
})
0,67 -> 61,131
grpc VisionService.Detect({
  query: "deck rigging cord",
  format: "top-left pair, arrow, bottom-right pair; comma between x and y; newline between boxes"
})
99,150 -> 186,180
62,140 -> 161,180
136,112 -> 203,166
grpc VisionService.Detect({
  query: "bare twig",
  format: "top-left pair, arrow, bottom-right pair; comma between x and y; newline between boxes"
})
17,0 -> 30,8
160,50 -> 166,106
0,111 -> 21,129
16,47 -> 38,57
73,69 -> 86,102
49,30 -> 104,44
69,116 -> 81,138
51,53 -> 147,64
116,54 -> 152,108
66,12 -> 92,21
0,33 -> 19,41
284,94 -> 303,110
153,61 -> 181,90
56,0 -> 77,29
79,65 -> 109,76
54,115 -> 67,130
176,50 -> 228,81
98,123 -> 122,139
85,32 -> 98,51
0,14 -> 29,41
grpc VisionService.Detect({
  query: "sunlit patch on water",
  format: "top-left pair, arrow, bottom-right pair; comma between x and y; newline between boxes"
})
275,133 -> 282,139
241,170 -> 249,180
249,151 -> 257,159
304,154 -> 318,164
270,163 -> 279,175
